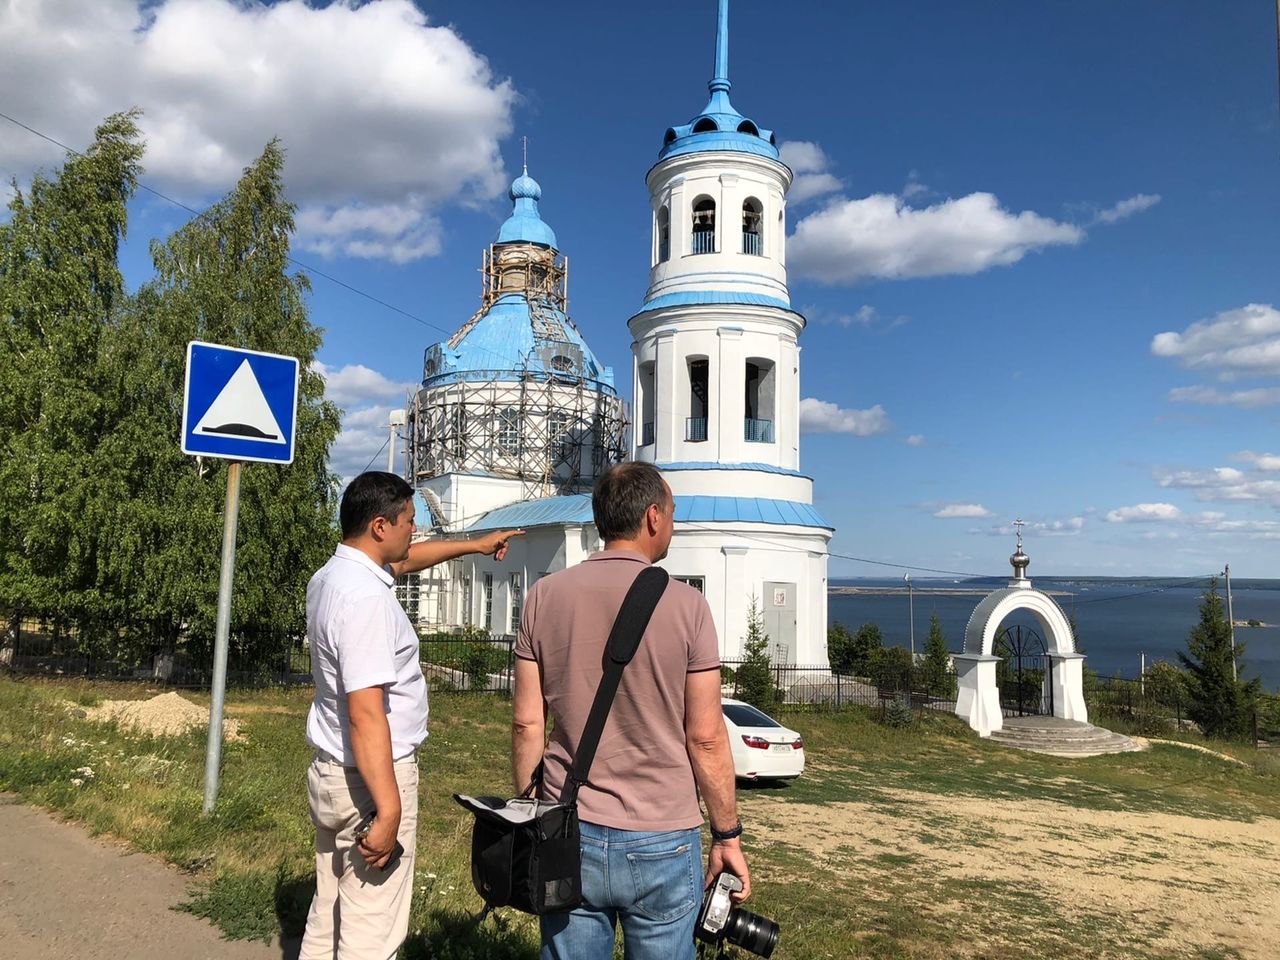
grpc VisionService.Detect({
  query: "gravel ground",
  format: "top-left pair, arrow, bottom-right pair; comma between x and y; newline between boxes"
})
0,795 -> 296,960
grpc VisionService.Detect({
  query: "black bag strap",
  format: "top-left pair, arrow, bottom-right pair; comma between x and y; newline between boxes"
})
560,565 -> 668,807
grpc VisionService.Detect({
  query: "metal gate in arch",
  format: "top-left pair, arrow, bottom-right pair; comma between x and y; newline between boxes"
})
994,624 -> 1052,717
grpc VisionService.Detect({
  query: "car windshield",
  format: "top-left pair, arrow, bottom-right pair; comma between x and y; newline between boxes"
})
722,704 -> 781,728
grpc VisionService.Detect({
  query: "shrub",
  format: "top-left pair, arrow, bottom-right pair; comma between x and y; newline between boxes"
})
882,696 -> 914,728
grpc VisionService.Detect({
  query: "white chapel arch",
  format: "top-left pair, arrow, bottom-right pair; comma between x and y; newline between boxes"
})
953,540 -> 1088,737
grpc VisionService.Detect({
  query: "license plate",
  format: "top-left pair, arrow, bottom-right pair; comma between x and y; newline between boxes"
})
770,744 -> 790,753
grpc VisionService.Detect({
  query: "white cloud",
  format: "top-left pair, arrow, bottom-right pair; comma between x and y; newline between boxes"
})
1167,385 -> 1280,408
329,404 -> 399,480
798,398 -> 891,436
987,517 -> 1085,537
802,303 -> 909,331
313,361 -> 414,409
312,360 -> 415,479
779,141 -> 842,204
1105,503 -> 1182,523
1151,304 -> 1280,379
788,192 -> 1084,284
1155,466 -> 1280,506
1233,451 -> 1280,471
905,434 -> 926,447
1093,193 -> 1161,224
0,0 -> 516,263
934,503 -> 993,519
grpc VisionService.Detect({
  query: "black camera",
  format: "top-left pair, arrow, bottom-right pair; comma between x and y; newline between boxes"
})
694,872 -> 779,958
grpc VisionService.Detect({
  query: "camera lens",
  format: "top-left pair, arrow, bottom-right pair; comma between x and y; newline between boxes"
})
724,906 -> 780,958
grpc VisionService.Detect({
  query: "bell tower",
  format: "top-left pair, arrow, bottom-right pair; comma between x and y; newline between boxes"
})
626,0 -> 832,665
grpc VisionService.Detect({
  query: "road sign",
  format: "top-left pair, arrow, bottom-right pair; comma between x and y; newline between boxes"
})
182,341 -> 300,465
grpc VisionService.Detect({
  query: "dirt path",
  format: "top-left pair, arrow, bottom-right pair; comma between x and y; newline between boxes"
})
745,786 -> 1280,959
0,795 -> 296,960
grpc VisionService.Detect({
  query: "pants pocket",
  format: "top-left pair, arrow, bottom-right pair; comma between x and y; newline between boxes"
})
625,838 -> 699,922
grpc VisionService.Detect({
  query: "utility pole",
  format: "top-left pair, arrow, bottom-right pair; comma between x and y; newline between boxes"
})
1224,564 -> 1236,682
904,571 -> 915,661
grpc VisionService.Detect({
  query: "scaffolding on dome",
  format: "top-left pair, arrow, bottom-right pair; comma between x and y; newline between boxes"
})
406,243 -> 627,505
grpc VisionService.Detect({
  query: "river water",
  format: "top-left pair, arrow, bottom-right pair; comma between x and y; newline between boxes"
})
829,578 -> 1280,693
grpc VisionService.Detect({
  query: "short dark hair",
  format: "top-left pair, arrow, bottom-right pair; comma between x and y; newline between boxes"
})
592,462 -> 669,541
340,472 -> 415,539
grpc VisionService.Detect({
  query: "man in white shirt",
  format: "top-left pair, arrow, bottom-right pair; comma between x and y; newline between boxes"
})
300,471 -> 521,960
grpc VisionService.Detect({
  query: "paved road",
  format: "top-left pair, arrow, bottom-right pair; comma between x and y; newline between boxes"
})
0,795 -> 299,960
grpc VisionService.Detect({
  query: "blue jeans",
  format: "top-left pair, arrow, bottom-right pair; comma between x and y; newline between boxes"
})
540,822 -> 703,960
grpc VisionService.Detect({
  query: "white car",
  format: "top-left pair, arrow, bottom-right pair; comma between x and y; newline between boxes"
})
721,699 -> 805,781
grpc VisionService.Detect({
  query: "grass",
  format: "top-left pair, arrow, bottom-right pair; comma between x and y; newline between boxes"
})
0,676 -> 1276,959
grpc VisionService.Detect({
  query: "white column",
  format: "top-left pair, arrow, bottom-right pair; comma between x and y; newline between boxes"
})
779,336 -> 800,471
721,544 -> 749,660
953,653 -> 1003,737
654,329 -> 678,462
1047,652 -> 1088,723
716,327 -> 744,463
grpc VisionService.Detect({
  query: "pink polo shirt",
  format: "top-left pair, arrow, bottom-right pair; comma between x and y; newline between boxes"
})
515,550 -> 720,831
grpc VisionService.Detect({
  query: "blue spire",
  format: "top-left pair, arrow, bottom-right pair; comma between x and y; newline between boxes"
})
710,0 -> 730,95
656,0 -> 779,163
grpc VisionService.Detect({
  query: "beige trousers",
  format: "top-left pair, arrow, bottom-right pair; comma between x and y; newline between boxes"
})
298,756 -> 420,960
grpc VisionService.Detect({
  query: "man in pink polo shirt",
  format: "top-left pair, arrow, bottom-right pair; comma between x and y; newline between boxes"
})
512,462 -> 749,960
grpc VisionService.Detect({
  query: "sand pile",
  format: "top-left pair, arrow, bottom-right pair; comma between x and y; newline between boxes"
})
85,692 -> 243,741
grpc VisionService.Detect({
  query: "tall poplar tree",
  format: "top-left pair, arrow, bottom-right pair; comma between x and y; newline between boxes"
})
0,112 -> 143,626
95,141 -> 341,660
921,611 -> 956,698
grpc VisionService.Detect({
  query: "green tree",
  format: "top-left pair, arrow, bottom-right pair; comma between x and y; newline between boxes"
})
1177,579 -> 1260,740
920,611 -> 956,699
736,597 -> 775,711
872,644 -> 913,694
827,620 -> 853,672
91,139 -> 340,665
849,622 -> 885,677
1143,661 -> 1187,711
0,112 -> 144,626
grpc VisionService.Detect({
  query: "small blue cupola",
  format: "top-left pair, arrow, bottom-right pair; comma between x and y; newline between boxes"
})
658,0 -> 779,163
495,165 -> 558,249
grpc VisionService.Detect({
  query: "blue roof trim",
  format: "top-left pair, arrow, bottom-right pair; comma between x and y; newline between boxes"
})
632,291 -> 800,320
467,494 -> 594,532
467,493 -> 831,532
660,461 -> 811,479
495,170 -> 557,248
658,131 -> 780,163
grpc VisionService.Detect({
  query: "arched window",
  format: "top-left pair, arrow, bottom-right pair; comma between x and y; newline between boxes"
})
657,206 -> 670,263
744,359 -> 775,443
691,197 -> 716,255
686,357 -> 709,442
737,120 -> 759,136
692,117 -> 718,134
742,198 -> 763,256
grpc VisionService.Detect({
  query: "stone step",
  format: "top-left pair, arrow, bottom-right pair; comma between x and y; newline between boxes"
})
988,723 -> 1139,756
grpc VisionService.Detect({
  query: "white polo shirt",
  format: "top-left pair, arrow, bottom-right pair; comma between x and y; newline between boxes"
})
305,544 -> 428,765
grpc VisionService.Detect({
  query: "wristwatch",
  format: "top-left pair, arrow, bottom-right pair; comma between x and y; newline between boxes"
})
710,819 -> 743,842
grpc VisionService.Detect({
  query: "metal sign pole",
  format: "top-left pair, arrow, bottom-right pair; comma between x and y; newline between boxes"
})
202,461 -> 243,814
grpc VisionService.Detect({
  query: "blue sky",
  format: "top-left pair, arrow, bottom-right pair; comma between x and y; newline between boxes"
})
3,0 -> 1279,577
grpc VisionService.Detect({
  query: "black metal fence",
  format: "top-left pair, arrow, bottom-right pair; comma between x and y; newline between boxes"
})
4,612 -> 1276,746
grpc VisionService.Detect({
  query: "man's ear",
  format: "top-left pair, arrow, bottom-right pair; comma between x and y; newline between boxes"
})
645,502 -> 661,536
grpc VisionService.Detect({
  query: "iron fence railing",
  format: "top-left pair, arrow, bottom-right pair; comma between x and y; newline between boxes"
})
741,231 -> 762,256
686,417 -> 708,442
744,417 -> 774,443
691,229 -> 716,255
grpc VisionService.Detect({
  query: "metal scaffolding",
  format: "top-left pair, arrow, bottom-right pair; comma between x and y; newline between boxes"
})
406,242 -> 627,502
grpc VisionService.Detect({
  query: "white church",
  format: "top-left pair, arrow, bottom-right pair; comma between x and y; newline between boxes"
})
399,0 -> 833,664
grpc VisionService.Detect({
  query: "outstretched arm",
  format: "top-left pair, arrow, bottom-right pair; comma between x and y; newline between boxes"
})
390,529 -> 524,578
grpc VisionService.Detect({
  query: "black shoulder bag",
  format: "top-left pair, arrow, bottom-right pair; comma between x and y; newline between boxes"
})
454,565 -> 669,917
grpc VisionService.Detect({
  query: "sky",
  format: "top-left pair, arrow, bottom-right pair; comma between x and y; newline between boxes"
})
2,0 -> 1279,578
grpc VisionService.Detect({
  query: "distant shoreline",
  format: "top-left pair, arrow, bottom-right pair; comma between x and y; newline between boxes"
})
829,585 -> 1071,598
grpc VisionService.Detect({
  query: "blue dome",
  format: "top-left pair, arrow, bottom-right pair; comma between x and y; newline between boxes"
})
509,172 -> 541,201
495,168 -> 557,248
422,294 -> 615,392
